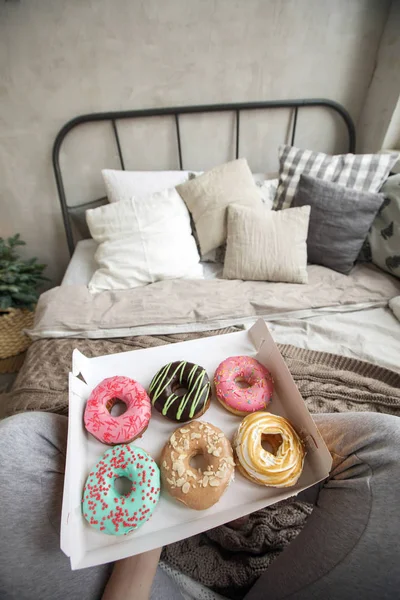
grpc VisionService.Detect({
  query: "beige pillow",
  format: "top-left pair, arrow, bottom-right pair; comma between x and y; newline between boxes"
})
223,204 -> 311,284
176,159 -> 262,256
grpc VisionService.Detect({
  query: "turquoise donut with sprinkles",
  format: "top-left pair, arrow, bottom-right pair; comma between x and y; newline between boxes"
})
82,444 -> 160,536
149,361 -> 211,422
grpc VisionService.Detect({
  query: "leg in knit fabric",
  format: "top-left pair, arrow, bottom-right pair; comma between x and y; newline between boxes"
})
0,412 -> 184,600
244,412 -> 400,600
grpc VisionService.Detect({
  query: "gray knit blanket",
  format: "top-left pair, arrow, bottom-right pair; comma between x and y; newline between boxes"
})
3,327 -> 400,598
162,499 -> 314,599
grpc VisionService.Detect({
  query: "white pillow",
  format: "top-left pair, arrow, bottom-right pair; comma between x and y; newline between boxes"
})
223,204 -> 310,284
102,169 -> 196,203
86,188 -> 203,292
102,169 -> 278,206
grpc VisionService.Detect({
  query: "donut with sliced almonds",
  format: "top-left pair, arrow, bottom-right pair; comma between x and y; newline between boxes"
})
160,421 -> 235,510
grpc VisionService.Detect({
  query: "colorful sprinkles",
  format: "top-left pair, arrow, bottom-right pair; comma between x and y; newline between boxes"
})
82,444 -> 160,536
84,376 -> 151,445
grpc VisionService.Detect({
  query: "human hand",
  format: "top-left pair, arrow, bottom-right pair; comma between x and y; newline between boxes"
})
102,547 -> 162,600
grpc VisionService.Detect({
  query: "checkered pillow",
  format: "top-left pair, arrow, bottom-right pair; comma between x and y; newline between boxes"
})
274,145 -> 399,210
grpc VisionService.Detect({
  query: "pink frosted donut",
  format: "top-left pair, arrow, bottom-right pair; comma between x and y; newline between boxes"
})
214,356 -> 273,416
84,376 -> 151,445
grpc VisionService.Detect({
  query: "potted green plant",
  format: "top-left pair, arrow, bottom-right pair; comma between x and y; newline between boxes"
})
0,234 -> 48,359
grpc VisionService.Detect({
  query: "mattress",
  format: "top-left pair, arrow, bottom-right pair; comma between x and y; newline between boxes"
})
61,239 -> 222,286
62,240 -> 98,286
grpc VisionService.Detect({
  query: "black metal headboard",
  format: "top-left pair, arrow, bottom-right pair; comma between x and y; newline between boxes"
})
53,98 -> 356,256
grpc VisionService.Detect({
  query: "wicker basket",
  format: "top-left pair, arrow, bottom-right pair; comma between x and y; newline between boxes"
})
0,308 -> 35,359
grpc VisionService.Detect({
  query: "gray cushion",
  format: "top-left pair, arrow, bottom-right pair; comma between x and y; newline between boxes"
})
369,174 -> 400,280
292,175 -> 384,275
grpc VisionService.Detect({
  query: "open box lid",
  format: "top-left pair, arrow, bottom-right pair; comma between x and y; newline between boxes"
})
249,320 -> 332,462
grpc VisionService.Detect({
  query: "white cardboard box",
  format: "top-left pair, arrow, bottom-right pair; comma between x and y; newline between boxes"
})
61,319 -> 332,569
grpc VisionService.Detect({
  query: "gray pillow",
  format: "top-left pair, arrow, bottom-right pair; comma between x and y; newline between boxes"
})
369,174 -> 400,279
292,175 -> 384,275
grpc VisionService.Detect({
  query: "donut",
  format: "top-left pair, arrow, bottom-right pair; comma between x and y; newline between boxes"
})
214,356 -> 273,416
84,376 -> 151,445
149,361 -> 211,422
160,421 -> 235,510
233,412 -> 305,487
82,444 -> 160,535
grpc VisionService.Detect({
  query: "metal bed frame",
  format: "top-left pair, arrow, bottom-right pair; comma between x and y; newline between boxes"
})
52,98 -> 356,256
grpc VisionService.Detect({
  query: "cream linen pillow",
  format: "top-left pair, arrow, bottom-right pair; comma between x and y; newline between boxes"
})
176,159 -> 262,256
86,188 -> 203,292
199,177 -> 278,263
223,204 -> 310,284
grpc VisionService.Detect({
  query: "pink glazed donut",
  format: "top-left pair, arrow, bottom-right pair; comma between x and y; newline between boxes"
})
214,356 -> 273,416
84,376 -> 151,445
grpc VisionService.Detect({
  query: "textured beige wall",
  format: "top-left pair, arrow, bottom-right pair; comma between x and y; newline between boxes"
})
358,0 -> 400,153
0,0 -> 391,285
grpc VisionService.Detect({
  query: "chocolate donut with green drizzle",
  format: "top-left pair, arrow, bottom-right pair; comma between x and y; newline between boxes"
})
149,361 -> 211,422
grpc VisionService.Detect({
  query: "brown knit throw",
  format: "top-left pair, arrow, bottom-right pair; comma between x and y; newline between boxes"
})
4,328 -> 400,418
2,328 -> 244,418
2,327 -> 400,598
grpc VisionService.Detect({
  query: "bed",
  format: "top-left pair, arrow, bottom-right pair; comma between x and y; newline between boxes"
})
3,98 -> 400,600
3,97 -> 399,421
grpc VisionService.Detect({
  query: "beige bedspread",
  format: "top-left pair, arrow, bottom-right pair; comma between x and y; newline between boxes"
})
30,264 -> 400,339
